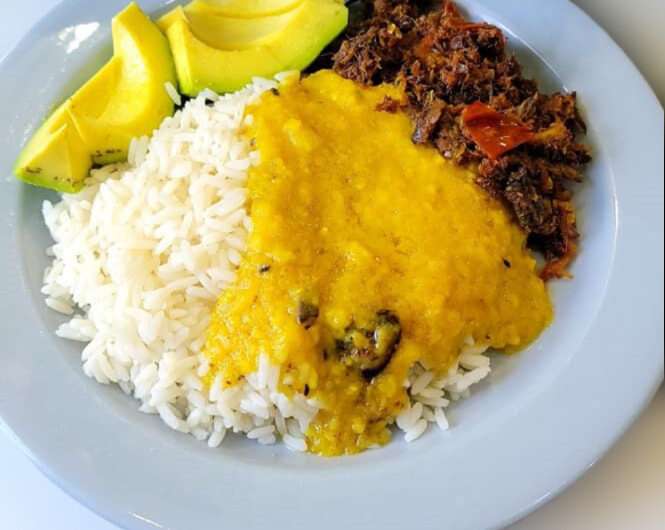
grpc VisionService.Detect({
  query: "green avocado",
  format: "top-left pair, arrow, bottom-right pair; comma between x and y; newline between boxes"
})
159,0 -> 348,96
15,3 -> 176,193
14,104 -> 91,193
185,0 -> 305,19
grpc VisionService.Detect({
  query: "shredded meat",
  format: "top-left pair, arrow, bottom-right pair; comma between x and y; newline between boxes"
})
333,0 -> 592,279
376,95 -> 403,113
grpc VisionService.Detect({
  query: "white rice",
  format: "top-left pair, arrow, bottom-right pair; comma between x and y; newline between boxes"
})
396,340 -> 491,443
41,76 -> 491,453
42,76 -> 316,451
164,81 -> 182,107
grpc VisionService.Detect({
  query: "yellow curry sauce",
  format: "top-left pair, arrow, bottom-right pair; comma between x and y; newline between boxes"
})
204,71 -> 552,456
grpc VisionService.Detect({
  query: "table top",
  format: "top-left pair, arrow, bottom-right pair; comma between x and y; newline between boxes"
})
1,1 -> 663,529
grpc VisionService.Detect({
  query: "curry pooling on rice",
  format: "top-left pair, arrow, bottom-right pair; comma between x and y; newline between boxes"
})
204,71 -> 552,456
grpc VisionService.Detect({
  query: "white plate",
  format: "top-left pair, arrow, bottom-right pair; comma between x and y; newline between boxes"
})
0,1 -> 662,529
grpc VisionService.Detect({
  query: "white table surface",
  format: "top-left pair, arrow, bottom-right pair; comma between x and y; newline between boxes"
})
1,1 -> 663,529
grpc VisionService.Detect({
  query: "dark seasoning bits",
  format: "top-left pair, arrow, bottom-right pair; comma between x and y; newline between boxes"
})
333,310 -> 402,380
297,301 -> 320,329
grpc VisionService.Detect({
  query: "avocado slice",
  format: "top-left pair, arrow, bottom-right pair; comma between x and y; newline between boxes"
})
15,2 -> 177,192
67,58 -> 126,165
160,0 -> 348,96
173,8 -> 301,51
187,0 -> 305,18
69,2 -> 177,165
162,12 -> 284,95
14,104 -> 91,193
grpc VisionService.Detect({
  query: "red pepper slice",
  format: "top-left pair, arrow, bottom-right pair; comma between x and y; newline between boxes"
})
462,102 -> 535,160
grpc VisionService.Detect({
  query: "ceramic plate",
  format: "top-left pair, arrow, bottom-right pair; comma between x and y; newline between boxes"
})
0,1 -> 662,529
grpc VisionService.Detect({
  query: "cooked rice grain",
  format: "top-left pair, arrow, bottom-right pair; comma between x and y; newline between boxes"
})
397,341 -> 491,442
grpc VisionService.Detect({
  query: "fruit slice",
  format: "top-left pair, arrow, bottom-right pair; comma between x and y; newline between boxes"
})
70,2 -> 177,165
14,2 -> 177,192
187,0 -> 305,18
14,104 -> 91,193
268,1 -> 346,71
161,0 -> 348,96
164,15 -> 285,96
182,9 -> 300,51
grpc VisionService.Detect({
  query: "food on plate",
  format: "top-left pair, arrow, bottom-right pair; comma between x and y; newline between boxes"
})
42,78 -> 276,447
14,105 -> 91,193
190,0 -> 306,18
158,0 -> 348,96
15,2 -> 176,192
68,3 -> 176,165
333,0 -> 591,278
25,1 -> 592,455
204,71 -> 552,455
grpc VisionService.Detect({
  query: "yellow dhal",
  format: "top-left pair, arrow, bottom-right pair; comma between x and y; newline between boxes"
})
204,71 -> 552,456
